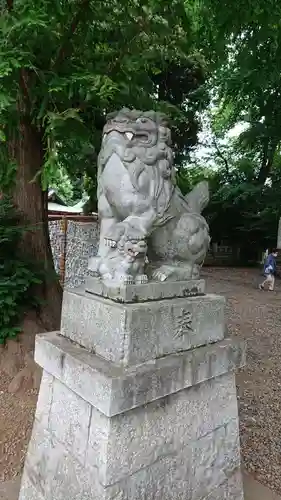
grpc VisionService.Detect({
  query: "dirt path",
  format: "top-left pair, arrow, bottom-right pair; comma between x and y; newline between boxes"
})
1,267 -> 281,494
0,372 -> 37,482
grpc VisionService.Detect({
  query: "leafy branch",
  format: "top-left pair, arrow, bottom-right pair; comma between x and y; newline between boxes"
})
53,0 -> 91,69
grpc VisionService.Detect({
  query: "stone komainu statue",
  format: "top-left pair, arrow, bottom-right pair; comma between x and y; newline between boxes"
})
89,108 -> 210,284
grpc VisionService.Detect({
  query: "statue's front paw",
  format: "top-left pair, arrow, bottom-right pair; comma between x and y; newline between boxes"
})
152,265 -> 176,282
122,274 -> 134,285
102,272 -> 114,281
152,269 -> 168,282
135,274 -> 148,284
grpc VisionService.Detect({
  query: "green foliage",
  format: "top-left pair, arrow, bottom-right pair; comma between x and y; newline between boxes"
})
183,156 -> 281,257
204,0 -> 281,183
183,0 -> 281,258
4,0 -> 281,269
0,0 -> 212,194
177,165 -> 214,195
0,197 -> 42,343
48,164 -> 75,205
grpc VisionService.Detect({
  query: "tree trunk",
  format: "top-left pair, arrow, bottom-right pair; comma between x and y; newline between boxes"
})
258,140 -> 278,185
8,117 -> 62,331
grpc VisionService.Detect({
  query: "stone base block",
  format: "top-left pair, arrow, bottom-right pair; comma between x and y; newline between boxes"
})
19,333 -> 245,500
20,420 -> 242,500
85,276 -> 205,302
61,289 -> 225,365
34,332 -> 245,416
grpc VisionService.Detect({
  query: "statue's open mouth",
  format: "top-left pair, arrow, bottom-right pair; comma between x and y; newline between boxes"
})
128,249 -> 140,257
127,248 -> 146,257
127,240 -> 148,257
103,129 -> 150,144
124,131 -> 149,143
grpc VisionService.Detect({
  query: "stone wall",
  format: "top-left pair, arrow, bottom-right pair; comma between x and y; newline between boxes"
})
48,221 -> 246,287
49,218 -> 99,288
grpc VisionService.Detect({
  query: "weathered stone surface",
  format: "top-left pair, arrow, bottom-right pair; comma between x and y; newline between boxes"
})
49,219 -> 99,289
34,332 -> 245,417
33,364 -> 240,488
48,220 -> 63,276
34,371 -> 54,427
18,472 -> 45,500
86,276 -> 205,302
19,416 -> 241,500
86,373 -> 238,485
61,289 -> 225,364
204,469 -> 244,500
21,326 -> 245,499
30,373 -> 239,487
93,109 -> 210,284
49,378 -> 92,463
20,269 -> 245,500
20,422 -> 104,500
65,222 -> 99,288
191,419 -> 240,499
132,430 -> 242,500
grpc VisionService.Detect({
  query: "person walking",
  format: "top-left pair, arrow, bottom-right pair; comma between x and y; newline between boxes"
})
259,249 -> 278,291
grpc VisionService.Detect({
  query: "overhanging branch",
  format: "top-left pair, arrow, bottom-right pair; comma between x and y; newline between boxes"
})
213,137 -> 230,176
6,0 -> 31,106
53,0 -> 91,68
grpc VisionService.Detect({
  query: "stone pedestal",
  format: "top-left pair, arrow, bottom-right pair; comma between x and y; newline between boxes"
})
19,281 -> 245,500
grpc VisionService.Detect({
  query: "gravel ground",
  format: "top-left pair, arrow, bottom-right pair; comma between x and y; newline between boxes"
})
204,267 -> 281,494
1,267 -> 281,494
0,372 -> 37,482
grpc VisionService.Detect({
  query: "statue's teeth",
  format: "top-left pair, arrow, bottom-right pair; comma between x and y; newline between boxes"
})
125,132 -> 133,140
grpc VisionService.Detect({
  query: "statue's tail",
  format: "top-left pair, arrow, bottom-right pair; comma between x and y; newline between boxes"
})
185,181 -> 209,214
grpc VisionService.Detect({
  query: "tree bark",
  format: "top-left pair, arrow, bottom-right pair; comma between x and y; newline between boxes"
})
8,117 -> 62,331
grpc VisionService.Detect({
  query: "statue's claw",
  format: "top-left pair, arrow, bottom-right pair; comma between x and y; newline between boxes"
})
122,274 -> 134,285
152,270 -> 167,282
104,238 -> 117,248
135,274 -> 148,284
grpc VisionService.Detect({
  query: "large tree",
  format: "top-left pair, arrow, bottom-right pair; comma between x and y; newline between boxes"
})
201,0 -> 281,184
0,0 -> 210,329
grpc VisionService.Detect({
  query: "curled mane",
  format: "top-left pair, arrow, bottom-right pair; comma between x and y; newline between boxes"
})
98,108 -> 175,224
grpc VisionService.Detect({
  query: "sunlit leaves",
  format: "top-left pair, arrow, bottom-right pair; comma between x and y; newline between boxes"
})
204,0 -> 281,180
0,0 -> 214,198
